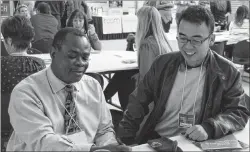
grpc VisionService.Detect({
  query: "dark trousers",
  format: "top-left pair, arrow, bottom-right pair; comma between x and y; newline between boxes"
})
224,44 -> 234,60
104,70 -> 138,111
162,18 -> 172,33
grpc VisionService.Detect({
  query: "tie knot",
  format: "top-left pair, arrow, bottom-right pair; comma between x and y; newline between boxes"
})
65,85 -> 76,93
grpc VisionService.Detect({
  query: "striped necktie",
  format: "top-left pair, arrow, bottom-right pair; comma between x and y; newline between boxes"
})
64,84 -> 80,134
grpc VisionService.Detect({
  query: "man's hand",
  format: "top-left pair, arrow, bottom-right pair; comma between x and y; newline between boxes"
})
184,125 -> 208,141
90,143 -> 132,152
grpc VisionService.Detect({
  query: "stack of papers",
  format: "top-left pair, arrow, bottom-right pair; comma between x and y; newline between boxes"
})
195,134 -> 243,151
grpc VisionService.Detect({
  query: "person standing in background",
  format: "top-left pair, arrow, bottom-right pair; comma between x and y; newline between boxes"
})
224,5 -> 249,59
35,1 -> 65,29
144,1 -> 174,33
210,0 -> 231,30
31,2 -> 58,53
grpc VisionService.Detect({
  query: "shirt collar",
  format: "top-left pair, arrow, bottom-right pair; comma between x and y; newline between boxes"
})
46,66 -> 80,94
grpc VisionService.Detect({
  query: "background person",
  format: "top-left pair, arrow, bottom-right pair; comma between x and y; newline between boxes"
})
67,9 -> 101,50
225,5 -> 249,59
31,2 -> 58,53
14,4 -> 31,19
210,0 -> 231,30
104,6 -> 173,111
144,1 -> 174,33
35,1 -> 65,29
1,15 -> 46,151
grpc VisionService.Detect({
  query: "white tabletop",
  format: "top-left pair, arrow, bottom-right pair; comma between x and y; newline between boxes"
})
29,51 -> 138,73
132,120 -> 249,151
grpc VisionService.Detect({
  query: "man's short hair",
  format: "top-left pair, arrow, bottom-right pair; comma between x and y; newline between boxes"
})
1,15 -> 34,50
52,27 -> 88,51
177,5 -> 215,34
37,2 -> 51,14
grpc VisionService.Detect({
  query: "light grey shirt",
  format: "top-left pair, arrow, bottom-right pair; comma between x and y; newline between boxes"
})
7,66 -> 116,151
155,65 -> 206,137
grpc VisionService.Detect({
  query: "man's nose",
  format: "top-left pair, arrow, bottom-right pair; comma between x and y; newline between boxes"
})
184,41 -> 194,49
75,57 -> 86,66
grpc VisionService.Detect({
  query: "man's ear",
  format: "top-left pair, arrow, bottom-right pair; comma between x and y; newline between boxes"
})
50,46 -> 57,59
209,34 -> 215,47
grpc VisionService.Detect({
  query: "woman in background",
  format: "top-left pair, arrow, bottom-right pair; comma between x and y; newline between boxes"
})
210,0 -> 231,30
144,0 -> 174,33
1,15 -> 45,151
225,5 -> 249,59
104,6 -> 173,110
15,4 -> 31,19
135,6 -> 173,82
67,9 -> 101,50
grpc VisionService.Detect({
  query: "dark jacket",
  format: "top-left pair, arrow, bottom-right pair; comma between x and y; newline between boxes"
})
35,1 -> 65,17
117,50 -> 249,144
30,13 -> 58,42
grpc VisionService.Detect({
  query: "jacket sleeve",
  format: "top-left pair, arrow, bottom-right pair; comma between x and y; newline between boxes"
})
117,56 -> 159,144
201,69 -> 249,139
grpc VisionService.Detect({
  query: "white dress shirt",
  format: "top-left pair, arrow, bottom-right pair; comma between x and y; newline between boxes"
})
7,66 -> 117,151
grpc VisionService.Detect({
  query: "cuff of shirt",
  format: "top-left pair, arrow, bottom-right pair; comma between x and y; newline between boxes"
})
72,143 -> 94,151
201,122 -> 214,139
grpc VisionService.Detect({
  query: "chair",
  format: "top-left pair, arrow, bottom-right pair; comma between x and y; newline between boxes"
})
85,73 -> 104,89
27,47 -> 42,54
32,38 -> 53,53
1,41 -> 8,56
1,93 -> 13,152
232,40 -> 250,65
210,41 -> 225,56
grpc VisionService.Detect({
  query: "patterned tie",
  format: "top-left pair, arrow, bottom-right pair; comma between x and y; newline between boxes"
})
64,85 -> 80,134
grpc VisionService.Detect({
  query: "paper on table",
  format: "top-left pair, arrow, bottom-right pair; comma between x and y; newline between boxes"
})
198,134 -> 242,150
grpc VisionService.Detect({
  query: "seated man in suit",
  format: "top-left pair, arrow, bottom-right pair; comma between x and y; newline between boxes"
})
7,27 -> 131,152
117,5 -> 249,145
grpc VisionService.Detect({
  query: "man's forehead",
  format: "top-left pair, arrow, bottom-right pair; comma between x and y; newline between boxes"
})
65,34 -> 90,46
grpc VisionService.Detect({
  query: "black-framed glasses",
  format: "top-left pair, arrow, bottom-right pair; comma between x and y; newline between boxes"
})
176,34 -> 212,46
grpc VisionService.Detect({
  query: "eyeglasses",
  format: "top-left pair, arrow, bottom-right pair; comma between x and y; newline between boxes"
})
176,34 -> 212,46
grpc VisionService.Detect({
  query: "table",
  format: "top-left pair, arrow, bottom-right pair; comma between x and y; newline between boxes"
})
29,51 -> 138,74
132,120 -> 249,151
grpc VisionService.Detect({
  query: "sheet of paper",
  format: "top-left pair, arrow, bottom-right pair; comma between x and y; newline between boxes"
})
199,134 -> 242,150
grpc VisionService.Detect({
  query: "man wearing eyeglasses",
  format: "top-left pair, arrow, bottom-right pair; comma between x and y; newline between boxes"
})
117,5 -> 249,145
7,28 -> 131,152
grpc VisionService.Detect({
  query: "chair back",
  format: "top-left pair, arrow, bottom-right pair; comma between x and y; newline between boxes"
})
232,40 -> 250,65
32,38 -> 53,53
1,92 -> 13,151
27,47 -> 42,54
